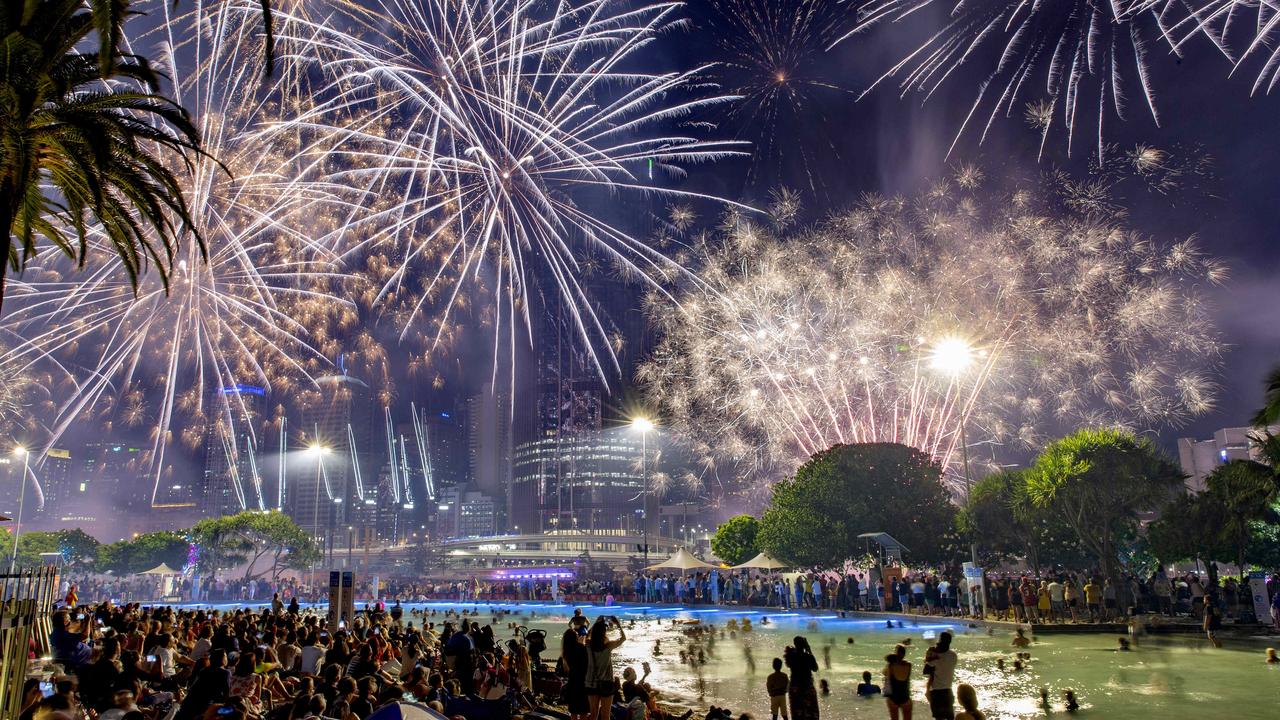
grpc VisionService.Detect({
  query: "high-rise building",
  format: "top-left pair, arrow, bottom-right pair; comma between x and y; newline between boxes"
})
39,448 -> 73,517
200,384 -> 269,518
466,382 -> 512,529
1178,425 -> 1279,492
289,374 -> 378,544
511,430 -> 648,533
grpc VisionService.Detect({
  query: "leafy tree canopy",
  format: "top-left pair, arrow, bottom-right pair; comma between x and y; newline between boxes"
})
1028,428 -> 1183,579
710,514 -> 761,566
757,443 -> 955,567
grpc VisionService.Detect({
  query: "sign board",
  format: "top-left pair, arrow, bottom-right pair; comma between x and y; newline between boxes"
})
1248,571 -> 1269,624
327,571 -> 342,627
963,562 -> 985,616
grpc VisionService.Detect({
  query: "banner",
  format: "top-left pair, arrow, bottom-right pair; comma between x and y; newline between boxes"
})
1248,571 -> 1269,623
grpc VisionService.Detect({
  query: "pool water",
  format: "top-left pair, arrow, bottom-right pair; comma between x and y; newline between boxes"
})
189,601 -> 1280,718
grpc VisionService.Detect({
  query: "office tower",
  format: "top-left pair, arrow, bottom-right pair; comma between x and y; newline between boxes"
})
466,382 -> 512,530
200,384 -> 269,517
289,373 -> 378,543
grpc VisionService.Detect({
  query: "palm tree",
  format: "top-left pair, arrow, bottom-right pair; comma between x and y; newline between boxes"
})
1251,366 -> 1280,475
84,1 -> 276,77
0,0 -> 205,312
1254,365 -> 1280,428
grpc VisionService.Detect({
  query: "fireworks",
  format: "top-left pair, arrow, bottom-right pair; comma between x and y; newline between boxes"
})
1,2 -> 348,507
638,170 -> 1224,497
845,0 -> 1178,160
701,0 -> 853,191
265,0 -> 748,384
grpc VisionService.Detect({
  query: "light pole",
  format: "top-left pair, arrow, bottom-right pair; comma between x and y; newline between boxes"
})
929,337 -> 983,595
307,444 -> 330,590
630,417 -> 655,566
9,446 -> 29,574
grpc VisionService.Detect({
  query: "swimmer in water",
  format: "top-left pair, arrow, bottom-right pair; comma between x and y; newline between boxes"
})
819,679 -> 830,696
1063,689 -> 1080,712
1038,687 -> 1051,711
996,658 -> 1005,671
1117,637 -> 1131,651
1267,648 -> 1279,664
1012,628 -> 1030,648
1012,660 -> 1024,672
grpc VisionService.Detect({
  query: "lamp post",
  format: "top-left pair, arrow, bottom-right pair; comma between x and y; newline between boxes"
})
9,446 -> 29,574
630,416 -> 655,566
928,337 -> 982,574
307,444 -> 330,590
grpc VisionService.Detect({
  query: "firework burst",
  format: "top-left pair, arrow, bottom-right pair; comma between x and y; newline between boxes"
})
701,0 -> 854,192
265,0 -> 749,387
0,2 -> 349,508
638,170 -> 1224,498
844,0 -> 1186,161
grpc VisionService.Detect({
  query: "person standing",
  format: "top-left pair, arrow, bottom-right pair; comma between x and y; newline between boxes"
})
585,616 -> 626,720
1084,578 -> 1102,623
924,631 -> 957,720
560,628 -> 590,720
784,636 -> 820,720
883,644 -> 913,720
766,658 -> 790,720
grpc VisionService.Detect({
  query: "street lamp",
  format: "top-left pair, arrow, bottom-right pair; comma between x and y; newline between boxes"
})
930,336 -> 983,603
630,416 -> 655,566
307,444 -> 330,590
9,446 -> 29,574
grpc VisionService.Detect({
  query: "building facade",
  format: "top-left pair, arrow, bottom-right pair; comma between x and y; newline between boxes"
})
1177,425 -> 1279,493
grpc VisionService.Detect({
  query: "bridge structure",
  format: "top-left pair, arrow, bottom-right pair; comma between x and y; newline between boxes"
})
351,531 -> 698,574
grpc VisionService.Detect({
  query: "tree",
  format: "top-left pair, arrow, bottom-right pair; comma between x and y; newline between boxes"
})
757,443 -> 955,567
97,531 -> 189,575
0,1 -> 204,311
1205,460 -> 1278,577
959,470 -> 1091,572
1027,428 -> 1183,580
1146,492 -> 1228,566
0,528 -> 97,567
710,515 -> 761,566
190,511 -> 318,581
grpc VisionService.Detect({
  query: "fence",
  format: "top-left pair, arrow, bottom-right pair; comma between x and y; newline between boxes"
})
0,567 -> 59,718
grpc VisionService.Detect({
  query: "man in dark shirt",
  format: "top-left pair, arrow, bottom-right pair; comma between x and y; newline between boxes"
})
176,648 -> 231,720
49,611 -> 93,673
79,636 -> 123,712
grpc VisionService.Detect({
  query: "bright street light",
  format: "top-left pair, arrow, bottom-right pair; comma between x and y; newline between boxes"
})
9,445 -> 31,573
308,444 -> 331,455
928,336 -> 975,377
630,416 -> 655,433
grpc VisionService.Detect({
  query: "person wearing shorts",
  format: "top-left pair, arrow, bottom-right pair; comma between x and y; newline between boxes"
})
766,658 -> 789,720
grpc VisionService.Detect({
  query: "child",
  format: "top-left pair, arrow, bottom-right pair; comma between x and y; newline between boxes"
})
855,670 -> 881,697
766,658 -> 789,720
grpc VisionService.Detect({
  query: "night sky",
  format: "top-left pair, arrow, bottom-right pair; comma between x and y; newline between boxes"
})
659,1 -> 1280,450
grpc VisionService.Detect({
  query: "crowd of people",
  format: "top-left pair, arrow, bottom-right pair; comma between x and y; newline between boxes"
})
27,592 -> 1029,720
57,565 -> 1280,630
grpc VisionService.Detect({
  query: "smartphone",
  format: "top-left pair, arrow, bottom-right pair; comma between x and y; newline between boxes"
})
39,681 -> 54,698
147,654 -> 157,663
216,706 -> 236,716
96,618 -> 104,626
338,620 -> 346,630
76,613 -> 85,620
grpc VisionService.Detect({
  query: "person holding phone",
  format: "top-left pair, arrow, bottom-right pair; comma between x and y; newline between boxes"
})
585,616 -> 626,720
784,636 -> 820,720
49,610 -> 93,673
